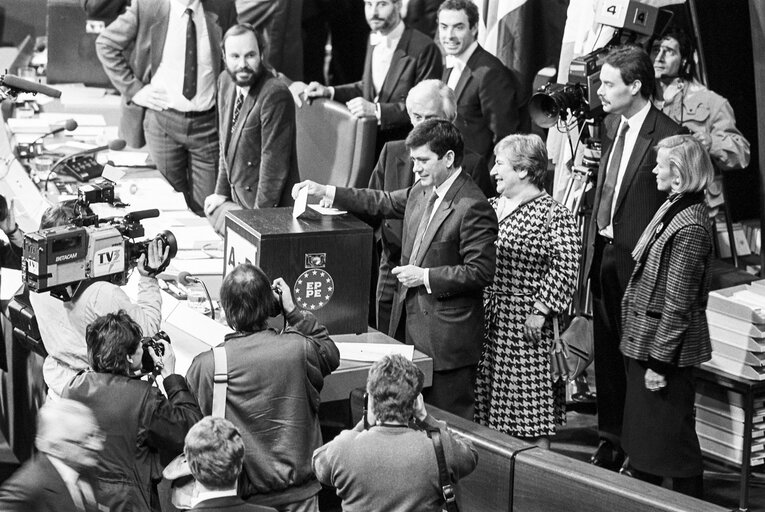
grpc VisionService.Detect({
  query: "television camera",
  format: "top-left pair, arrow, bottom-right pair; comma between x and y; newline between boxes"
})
22,178 -> 177,301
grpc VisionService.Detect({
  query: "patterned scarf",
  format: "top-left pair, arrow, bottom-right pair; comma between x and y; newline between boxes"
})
631,193 -> 682,263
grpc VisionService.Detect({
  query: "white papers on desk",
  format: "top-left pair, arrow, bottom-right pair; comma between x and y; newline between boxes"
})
107,150 -> 149,167
338,343 -> 414,362
0,268 -> 22,300
309,204 -> 347,215
0,157 -> 49,232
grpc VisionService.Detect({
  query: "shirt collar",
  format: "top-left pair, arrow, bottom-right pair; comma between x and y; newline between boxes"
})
445,41 -> 479,69
192,488 -> 238,508
370,20 -> 405,48
173,0 -> 201,17
621,99 -> 651,132
236,85 -> 250,97
433,167 -> 462,199
47,455 -> 80,487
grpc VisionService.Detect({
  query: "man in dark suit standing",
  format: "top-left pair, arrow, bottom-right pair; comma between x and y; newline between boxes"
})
186,416 -> 276,512
369,79 -> 489,335
438,0 -> 521,166
96,0 -> 237,215
302,0 -> 442,153
0,399 -> 106,512
204,24 -> 299,233
584,45 -> 679,470
294,119 -> 498,419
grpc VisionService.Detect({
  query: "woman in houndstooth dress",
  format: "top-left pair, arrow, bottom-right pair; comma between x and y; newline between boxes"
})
474,134 -> 580,448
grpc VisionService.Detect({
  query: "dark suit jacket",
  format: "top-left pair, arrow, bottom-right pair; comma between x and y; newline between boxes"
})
584,105 -> 679,289
215,71 -> 299,208
335,172 -> 498,370
0,454 -> 103,512
443,45 -> 521,163
191,495 -> 276,511
96,0 -> 236,147
333,26 -> 442,132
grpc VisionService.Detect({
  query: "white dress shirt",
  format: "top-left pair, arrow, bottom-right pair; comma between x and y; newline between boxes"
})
445,41 -> 478,90
48,456 -> 97,511
151,0 -> 216,112
599,100 -> 652,238
370,21 -> 405,98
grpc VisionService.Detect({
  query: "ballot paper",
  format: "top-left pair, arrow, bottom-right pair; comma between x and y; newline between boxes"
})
0,268 -> 22,300
308,204 -> 347,215
293,186 -> 308,218
337,343 -> 415,362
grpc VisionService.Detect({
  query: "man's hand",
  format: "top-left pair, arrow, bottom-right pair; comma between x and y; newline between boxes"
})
204,194 -> 228,216
413,394 -> 428,422
272,277 -> 296,314
392,265 -> 425,288
155,340 -> 176,378
691,128 -> 713,152
131,84 -> 170,111
524,314 -> 545,344
288,81 -> 308,107
137,238 -> 169,277
292,180 -> 329,202
346,97 -> 376,118
0,198 -> 17,234
303,81 -> 331,103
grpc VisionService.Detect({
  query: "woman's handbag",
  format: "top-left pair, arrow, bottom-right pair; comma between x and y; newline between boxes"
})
163,346 -> 229,509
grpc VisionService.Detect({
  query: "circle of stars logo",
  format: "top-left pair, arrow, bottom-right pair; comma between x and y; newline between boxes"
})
293,269 -> 334,311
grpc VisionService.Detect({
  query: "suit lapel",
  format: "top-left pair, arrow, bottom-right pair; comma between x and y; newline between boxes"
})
39,455 -> 80,511
411,173 -> 464,266
613,107 -> 657,216
379,29 -> 413,103
362,42 -> 375,100
396,149 -> 414,189
220,76 -> 234,154
453,46 -> 482,102
592,116 -> 618,216
226,75 -> 263,171
204,9 -> 222,76
150,1 -> 171,74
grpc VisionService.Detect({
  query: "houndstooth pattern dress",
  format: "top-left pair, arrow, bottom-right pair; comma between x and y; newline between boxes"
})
475,194 -> 580,437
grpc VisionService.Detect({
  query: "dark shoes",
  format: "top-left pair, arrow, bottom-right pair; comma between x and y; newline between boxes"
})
589,439 -> 625,471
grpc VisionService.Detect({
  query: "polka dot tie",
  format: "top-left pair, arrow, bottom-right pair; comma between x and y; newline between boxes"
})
182,8 -> 197,100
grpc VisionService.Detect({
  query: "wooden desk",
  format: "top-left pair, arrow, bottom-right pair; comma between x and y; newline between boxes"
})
695,365 -> 765,512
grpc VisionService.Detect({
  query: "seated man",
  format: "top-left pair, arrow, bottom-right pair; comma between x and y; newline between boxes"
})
313,354 -> 477,511
185,416 -> 276,511
186,264 -> 340,512
0,399 -> 106,512
0,194 -> 23,269
28,202 -> 168,399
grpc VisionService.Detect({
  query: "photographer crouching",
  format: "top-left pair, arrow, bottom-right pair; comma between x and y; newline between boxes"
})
62,310 -> 202,512
312,354 -> 478,512
29,201 -> 169,400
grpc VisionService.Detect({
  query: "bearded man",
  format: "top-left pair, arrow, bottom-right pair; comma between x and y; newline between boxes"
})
204,23 -> 299,227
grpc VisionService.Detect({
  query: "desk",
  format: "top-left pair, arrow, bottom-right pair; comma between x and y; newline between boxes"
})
695,365 -> 765,512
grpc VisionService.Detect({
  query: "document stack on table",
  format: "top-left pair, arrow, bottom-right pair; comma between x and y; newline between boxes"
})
705,282 -> 765,380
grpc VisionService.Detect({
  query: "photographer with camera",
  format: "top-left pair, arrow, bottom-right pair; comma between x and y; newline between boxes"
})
62,310 -> 202,512
313,354 -> 477,512
186,263 -> 340,512
29,201 -> 169,400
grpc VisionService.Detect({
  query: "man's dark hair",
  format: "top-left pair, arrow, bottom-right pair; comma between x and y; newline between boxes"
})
603,45 -> 655,99
185,416 -> 245,490
221,23 -> 272,73
220,263 -> 275,332
86,310 -> 143,376
40,200 -> 78,229
438,0 -> 479,29
660,24 -> 695,80
367,354 -> 424,424
405,118 -> 464,168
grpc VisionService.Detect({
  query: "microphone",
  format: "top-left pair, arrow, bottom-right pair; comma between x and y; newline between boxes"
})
74,138 -> 128,156
177,271 -> 215,320
18,119 -> 79,159
124,209 -> 160,222
0,74 -> 62,98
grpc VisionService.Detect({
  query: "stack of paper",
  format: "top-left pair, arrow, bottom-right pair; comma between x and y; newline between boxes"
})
705,283 -> 765,380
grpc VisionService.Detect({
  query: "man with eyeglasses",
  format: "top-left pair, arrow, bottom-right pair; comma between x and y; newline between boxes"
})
0,399 -> 107,511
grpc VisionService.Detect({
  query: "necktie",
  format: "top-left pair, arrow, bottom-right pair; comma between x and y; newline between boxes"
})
231,92 -> 244,133
596,121 -> 630,230
409,191 -> 438,264
182,8 -> 197,100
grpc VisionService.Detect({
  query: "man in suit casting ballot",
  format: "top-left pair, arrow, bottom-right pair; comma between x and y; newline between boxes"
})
584,45 -> 679,471
204,23 -> 299,233
293,119 -> 498,419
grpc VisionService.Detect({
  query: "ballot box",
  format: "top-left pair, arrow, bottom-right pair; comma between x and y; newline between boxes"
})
224,208 -> 373,334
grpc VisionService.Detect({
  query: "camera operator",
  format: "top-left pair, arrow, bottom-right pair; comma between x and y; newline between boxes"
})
186,263 -> 340,512
0,194 -> 23,270
312,354 -> 477,512
29,201 -> 169,400
62,310 -> 203,512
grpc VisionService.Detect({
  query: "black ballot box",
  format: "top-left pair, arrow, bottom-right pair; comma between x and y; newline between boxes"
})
224,208 -> 373,334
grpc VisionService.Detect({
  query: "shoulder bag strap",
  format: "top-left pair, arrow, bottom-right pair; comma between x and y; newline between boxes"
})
428,427 -> 459,512
211,346 -> 228,418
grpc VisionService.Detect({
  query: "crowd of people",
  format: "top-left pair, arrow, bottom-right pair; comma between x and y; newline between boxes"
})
0,0 -> 754,509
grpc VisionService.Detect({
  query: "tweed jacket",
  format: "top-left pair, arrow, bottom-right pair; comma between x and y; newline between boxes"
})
620,201 -> 713,368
